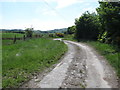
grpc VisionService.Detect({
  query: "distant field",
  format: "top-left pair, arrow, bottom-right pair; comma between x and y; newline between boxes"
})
2,33 -> 25,38
2,38 -> 67,88
2,33 -> 24,45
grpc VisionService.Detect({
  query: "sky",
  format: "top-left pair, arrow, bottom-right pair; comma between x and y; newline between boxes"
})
0,0 -> 99,31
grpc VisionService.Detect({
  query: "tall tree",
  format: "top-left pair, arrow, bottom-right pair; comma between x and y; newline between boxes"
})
67,25 -> 76,34
25,28 -> 33,38
75,11 -> 100,40
96,1 -> 120,44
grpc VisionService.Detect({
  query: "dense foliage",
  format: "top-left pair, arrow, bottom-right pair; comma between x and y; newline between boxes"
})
74,11 -> 100,41
96,2 -> 120,45
55,33 -> 64,37
67,25 -> 76,34
25,28 -> 33,38
68,1 -> 120,47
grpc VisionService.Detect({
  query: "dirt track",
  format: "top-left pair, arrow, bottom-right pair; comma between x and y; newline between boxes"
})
22,39 -> 118,88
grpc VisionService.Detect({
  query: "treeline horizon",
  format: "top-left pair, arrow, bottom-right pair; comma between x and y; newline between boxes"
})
1,28 -> 67,34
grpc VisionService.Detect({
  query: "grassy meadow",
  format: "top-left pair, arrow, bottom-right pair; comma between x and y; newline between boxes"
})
2,37 -> 67,88
2,33 -> 25,45
2,33 -> 25,38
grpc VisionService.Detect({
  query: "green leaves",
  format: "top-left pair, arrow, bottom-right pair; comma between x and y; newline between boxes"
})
67,25 -> 76,34
74,11 -> 100,40
25,28 -> 33,38
97,2 -> 120,45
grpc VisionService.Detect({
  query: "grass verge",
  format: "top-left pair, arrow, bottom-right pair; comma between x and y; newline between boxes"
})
63,34 -> 76,41
64,36 -> 120,77
2,38 -> 67,88
85,41 -> 120,77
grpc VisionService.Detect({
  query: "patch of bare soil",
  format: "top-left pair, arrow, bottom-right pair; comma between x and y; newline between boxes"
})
61,43 -> 87,88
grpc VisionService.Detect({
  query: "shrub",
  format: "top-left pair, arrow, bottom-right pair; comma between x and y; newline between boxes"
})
55,33 -> 64,37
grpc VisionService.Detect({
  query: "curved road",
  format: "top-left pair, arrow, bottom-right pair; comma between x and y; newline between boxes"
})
22,39 -> 118,88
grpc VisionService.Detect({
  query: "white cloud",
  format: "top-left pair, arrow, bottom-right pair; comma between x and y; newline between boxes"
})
76,6 -> 97,18
32,21 -> 72,30
56,0 -> 82,9
0,14 -> 3,27
83,7 -> 96,12
53,0 -> 98,9
43,0 -> 84,9
1,0 -> 99,30
0,0 -> 99,2
43,10 -> 56,16
42,8 -> 57,16
1,18 -> 74,30
35,3 -> 57,16
29,19 -> 74,30
35,6 -> 43,14
0,0 -> 42,2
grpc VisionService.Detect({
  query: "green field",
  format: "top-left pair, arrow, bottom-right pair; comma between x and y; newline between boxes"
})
2,33 -> 25,45
2,38 -> 67,88
2,40 -> 14,45
2,33 -> 25,38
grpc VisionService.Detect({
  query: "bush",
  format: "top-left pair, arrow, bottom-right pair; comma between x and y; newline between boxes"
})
25,28 -> 33,38
49,34 -> 54,37
55,33 -> 64,37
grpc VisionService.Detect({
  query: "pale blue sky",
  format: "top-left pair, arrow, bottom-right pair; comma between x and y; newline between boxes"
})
0,0 -> 99,31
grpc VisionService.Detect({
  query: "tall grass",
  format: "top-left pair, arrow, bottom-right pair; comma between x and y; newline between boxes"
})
2,40 -> 14,45
2,38 -> 67,88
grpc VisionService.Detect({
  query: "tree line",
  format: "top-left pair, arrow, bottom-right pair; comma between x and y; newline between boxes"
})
67,1 -> 120,46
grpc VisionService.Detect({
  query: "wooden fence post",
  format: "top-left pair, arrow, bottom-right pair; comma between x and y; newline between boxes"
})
13,35 -> 16,44
23,35 -> 26,41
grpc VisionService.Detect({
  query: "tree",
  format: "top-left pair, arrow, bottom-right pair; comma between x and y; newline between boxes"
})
67,25 -> 76,34
49,33 -> 54,37
96,1 -> 120,44
75,11 -> 100,40
25,28 -> 33,38
55,33 -> 64,37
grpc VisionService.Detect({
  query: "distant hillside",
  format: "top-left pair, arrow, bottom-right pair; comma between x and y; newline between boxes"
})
0,29 -> 24,32
1,28 -> 67,34
1,29 -> 25,34
46,28 -> 67,33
